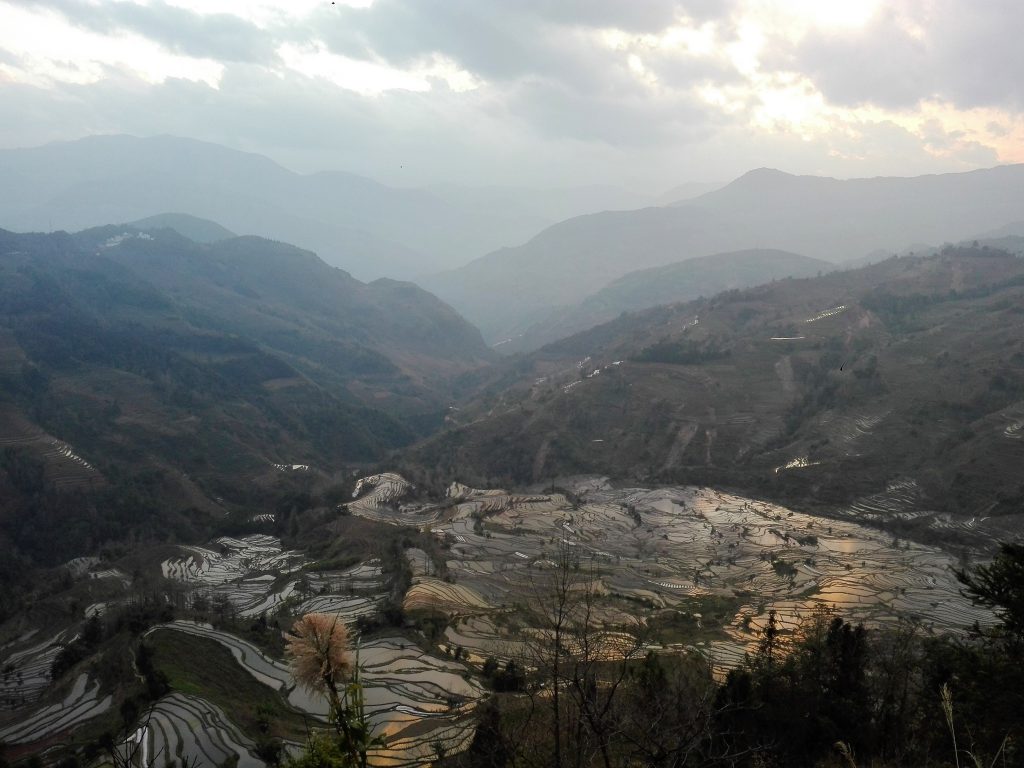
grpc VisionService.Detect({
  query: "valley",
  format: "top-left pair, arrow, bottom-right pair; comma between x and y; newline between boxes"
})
6,2 -> 1024,763
425,165 -> 1024,343
348,475 -> 989,670
414,244 -> 1024,549
0,468 -> 994,766
0,159 -> 1022,768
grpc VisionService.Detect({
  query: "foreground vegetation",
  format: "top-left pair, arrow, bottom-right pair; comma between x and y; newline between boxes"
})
260,542 -> 1024,768
442,542 -> 1024,768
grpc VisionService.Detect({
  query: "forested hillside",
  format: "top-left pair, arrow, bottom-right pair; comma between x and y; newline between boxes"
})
0,225 -> 490,591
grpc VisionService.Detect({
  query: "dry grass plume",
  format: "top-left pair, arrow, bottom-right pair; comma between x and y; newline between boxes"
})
286,612 -> 352,693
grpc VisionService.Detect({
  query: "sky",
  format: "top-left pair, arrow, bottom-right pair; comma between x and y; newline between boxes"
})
1,0 -> 1023,191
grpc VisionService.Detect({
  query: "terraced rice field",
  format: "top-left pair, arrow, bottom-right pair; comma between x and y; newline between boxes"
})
0,408 -> 44,447
162,535 -> 308,617
818,409 -> 890,454
0,558 -> 137,744
15,471 -> 997,766
62,557 -> 102,578
0,673 -> 111,745
162,535 -> 304,583
296,594 -> 382,619
347,474 -> 442,526
150,622 -> 294,692
130,693 -> 262,768
833,479 -> 1009,543
272,463 -> 311,472
0,409 -> 102,490
404,579 -> 489,613
155,527 -> 484,766
149,622 -> 483,767
839,478 -> 925,521
43,441 -> 103,490
804,305 -> 847,323
350,473 -> 992,677
352,474 -> 414,506
0,629 -> 75,709
405,549 -> 436,578
87,568 -> 132,585
305,562 -> 385,593
161,536 -> 387,625
249,513 -> 276,524
774,456 -> 821,473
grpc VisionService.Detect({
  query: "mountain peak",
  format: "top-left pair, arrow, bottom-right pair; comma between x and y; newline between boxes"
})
128,212 -> 237,243
727,167 -> 805,189
740,166 -> 793,179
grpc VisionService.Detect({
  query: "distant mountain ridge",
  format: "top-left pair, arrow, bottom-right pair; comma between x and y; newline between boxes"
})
657,180 -> 724,206
497,248 -> 831,352
0,135 -> 655,280
425,163 -> 1024,342
128,212 -> 236,242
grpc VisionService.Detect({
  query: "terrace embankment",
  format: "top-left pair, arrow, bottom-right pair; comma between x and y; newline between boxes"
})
350,473 -> 992,676
3,470 -> 995,767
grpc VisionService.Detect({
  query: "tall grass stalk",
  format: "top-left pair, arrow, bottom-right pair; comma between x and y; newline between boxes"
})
941,682 -> 1010,768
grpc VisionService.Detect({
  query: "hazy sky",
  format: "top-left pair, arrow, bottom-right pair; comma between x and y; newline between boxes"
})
1,0 -> 1022,190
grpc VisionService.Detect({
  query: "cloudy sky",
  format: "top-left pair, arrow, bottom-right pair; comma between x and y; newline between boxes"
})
1,0 -> 1022,190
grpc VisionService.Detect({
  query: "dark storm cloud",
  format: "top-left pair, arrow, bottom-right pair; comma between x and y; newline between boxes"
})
792,0 -> 1024,110
21,0 -> 278,64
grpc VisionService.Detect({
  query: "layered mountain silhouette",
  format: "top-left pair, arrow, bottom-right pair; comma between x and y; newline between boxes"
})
0,135 -> 652,280
411,243 -> 1024,546
128,212 -> 237,243
425,164 -> 1024,342
497,249 -> 831,352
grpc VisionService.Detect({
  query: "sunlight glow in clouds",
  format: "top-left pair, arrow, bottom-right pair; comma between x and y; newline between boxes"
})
593,0 -> 1016,169
278,42 -> 432,94
0,0 -> 475,97
278,43 -> 481,96
0,3 -> 223,88
0,0 -> 1019,183
162,0 -> 375,27
760,0 -> 881,33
